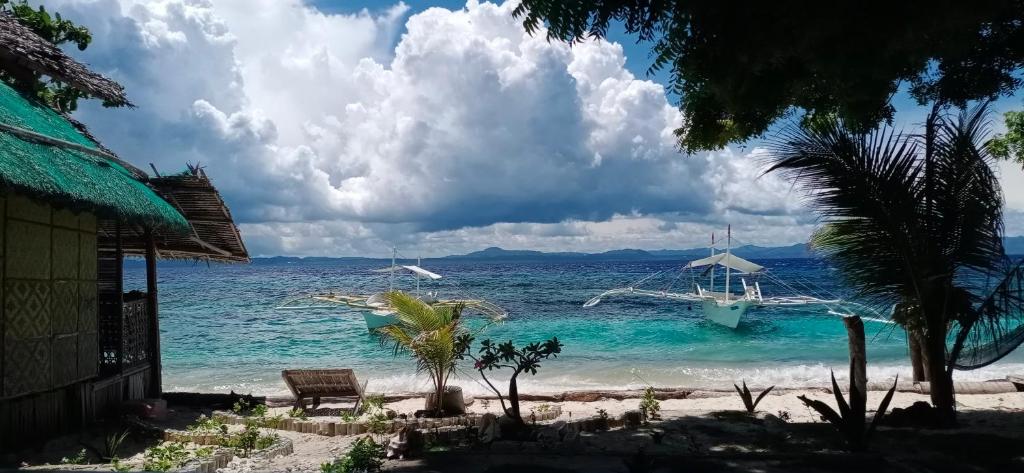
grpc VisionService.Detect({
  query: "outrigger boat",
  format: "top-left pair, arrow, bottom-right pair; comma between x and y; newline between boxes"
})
278,249 -> 508,330
583,226 -> 839,329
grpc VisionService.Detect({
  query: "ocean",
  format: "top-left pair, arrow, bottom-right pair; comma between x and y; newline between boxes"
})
125,258 -> 1024,397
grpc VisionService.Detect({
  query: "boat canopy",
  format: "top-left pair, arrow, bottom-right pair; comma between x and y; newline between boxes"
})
373,264 -> 443,280
685,253 -> 764,274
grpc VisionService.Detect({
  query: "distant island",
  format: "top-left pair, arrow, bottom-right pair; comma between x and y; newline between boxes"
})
253,235 -> 1024,263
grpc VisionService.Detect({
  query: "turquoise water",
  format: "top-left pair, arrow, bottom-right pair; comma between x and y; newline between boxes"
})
125,258 -> 1024,396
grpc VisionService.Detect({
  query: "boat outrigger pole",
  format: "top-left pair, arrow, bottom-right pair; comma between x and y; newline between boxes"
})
583,226 -> 842,329
725,225 -> 731,303
389,247 -> 396,292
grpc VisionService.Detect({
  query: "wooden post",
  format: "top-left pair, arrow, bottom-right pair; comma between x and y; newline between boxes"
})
844,315 -> 867,424
115,222 -> 124,375
145,229 -> 162,398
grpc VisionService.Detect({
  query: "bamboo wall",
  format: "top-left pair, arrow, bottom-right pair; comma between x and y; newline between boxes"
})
0,192 -> 99,447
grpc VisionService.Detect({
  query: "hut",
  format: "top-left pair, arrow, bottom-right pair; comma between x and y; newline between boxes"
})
0,13 -> 248,449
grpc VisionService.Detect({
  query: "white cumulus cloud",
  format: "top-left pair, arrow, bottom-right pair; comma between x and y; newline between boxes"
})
50,0 -> 809,256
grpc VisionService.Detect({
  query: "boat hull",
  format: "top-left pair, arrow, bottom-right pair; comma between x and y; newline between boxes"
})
361,310 -> 397,331
701,299 -> 751,329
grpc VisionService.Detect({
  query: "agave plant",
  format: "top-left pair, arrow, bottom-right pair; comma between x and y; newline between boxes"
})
376,291 -> 471,415
766,104 -> 1007,424
798,372 -> 897,451
734,381 -> 774,414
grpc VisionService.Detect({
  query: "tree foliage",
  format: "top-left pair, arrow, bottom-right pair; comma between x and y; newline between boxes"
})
765,103 -> 1006,422
513,1 -> 1024,152
990,110 -> 1024,166
460,336 -> 562,425
0,0 -> 94,112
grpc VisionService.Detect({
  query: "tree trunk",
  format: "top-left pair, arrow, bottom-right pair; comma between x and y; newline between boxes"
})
844,316 -> 867,428
508,374 -> 521,422
924,319 -> 956,425
908,328 -> 928,382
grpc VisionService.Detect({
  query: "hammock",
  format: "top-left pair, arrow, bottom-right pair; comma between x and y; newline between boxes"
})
950,259 -> 1024,370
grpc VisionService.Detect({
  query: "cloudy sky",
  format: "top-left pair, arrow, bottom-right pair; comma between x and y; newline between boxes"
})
46,0 -> 1024,257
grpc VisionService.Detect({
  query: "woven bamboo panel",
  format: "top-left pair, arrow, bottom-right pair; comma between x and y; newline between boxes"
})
4,280 -> 50,339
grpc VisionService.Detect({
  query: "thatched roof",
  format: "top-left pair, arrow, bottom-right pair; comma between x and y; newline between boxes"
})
99,166 -> 250,263
0,12 -> 131,106
0,80 -> 189,232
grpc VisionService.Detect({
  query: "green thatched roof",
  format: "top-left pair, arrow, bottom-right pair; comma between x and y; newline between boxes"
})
0,81 -> 187,232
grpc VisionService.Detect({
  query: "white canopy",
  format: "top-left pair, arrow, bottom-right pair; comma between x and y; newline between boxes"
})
372,265 -> 443,280
685,253 -> 764,274
401,265 -> 442,280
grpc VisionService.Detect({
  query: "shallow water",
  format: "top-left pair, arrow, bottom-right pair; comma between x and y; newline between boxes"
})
125,258 -> 1024,396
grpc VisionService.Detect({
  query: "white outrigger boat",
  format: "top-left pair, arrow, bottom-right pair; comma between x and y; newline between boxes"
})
584,227 -> 839,329
278,249 -> 508,331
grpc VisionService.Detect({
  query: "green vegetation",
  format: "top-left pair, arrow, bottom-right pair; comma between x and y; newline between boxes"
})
990,110 -> 1024,166
595,408 -> 610,431
0,0 -> 100,112
799,372 -> 898,451
288,407 -> 309,420
512,1 -> 1024,152
734,381 -> 774,414
60,448 -> 88,465
187,414 -> 228,433
219,422 -> 277,458
765,104 -> 1007,423
320,437 -> 384,473
142,442 -> 192,472
462,337 -> 563,426
377,291 -> 471,415
639,387 -> 661,423
110,457 -> 132,472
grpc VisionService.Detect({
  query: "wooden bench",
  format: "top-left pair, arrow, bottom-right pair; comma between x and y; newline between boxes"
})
282,369 -> 367,411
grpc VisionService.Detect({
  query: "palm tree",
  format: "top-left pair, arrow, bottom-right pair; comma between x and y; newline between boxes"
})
376,291 -> 469,415
765,104 -> 1006,424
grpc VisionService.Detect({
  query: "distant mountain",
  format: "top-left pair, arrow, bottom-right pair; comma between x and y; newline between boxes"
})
216,237 -> 1024,264
439,244 -> 815,261
1005,236 -> 1024,256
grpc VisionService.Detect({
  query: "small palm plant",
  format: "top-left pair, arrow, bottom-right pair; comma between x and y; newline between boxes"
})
798,373 -> 897,451
377,291 -> 470,416
734,381 -> 774,414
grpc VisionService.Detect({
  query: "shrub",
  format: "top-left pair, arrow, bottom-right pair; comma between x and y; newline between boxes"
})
61,448 -> 89,465
288,407 -> 309,420
321,437 -> 384,473
639,387 -> 661,424
142,442 -> 191,472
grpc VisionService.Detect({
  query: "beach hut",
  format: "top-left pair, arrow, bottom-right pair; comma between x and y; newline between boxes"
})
0,13 -> 249,449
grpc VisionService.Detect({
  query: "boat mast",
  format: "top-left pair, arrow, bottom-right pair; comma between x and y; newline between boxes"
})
389,247 -> 396,292
709,232 -> 715,293
725,225 -> 731,303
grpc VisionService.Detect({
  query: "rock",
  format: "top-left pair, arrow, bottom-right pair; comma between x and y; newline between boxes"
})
479,413 -> 500,443
536,426 -> 559,444
621,410 -> 642,429
386,427 -> 410,459
884,401 -> 945,428
563,422 -> 581,443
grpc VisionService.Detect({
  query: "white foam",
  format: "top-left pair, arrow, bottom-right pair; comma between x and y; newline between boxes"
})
165,361 -> 1024,397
